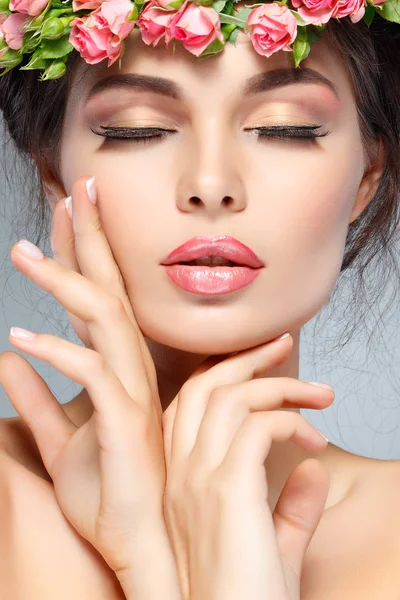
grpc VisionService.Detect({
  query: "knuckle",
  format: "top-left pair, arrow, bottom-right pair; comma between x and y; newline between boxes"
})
98,294 -> 127,322
207,472 -> 235,504
209,383 -> 236,402
181,468 -> 204,499
86,349 -> 109,376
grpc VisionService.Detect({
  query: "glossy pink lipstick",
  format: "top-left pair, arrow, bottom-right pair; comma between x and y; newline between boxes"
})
160,235 -> 265,295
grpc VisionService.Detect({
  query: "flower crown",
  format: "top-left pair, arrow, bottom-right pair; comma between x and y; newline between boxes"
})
0,0 -> 399,80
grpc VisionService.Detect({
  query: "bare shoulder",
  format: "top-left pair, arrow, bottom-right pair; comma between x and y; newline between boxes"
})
302,443 -> 400,599
0,415 -> 125,600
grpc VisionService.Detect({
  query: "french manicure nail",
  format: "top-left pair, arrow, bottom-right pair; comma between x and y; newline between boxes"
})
317,430 -> 329,443
65,196 -> 72,219
10,327 -> 36,340
16,240 -> 44,260
275,332 -> 290,341
308,381 -> 333,390
86,176 -> 97,205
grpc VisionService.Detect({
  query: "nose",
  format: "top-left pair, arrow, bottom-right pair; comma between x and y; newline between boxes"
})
176,119 -> 247,216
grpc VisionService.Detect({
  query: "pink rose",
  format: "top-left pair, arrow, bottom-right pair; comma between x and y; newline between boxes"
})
167,0 -> 224,57
333,0 -> 366,21
69,0 -> 135,66
138,0 -> 177,46
9,0 -> 48,16
1,12 -> 28,49
247,3 -> 297,57
291,0 -> 338,24
72,0 -> 104,11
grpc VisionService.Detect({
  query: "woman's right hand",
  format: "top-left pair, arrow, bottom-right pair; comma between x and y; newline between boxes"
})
0,176 -> 181,600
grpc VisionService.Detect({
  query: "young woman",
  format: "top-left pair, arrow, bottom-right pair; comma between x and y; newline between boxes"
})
1,0 -> 400,596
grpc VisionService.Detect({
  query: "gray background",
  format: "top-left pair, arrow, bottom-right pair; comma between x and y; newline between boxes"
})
1,117 -> 400,460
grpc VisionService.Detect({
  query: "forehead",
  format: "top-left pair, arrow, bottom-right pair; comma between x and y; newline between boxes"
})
67,26 -> 353,114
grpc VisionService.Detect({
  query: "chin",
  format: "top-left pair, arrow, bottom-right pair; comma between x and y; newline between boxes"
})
139,319 -> 289,355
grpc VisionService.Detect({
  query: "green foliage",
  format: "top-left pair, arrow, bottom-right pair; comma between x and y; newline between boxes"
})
377,0 -> 400,22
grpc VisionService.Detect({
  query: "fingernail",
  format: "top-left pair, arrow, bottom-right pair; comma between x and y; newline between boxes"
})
275,332 -> 290,341
308,382 -> 333,390
16,240 -> 44,260
10,327 -> 36,340
317,430 -> 329,443
65,196 -> 72,219
86,176 -> 97,205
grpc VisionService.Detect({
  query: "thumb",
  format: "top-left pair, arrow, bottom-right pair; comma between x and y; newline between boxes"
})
272,458 -> 330,581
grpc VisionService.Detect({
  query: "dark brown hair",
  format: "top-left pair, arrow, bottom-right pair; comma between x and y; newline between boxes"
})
1,16 -> 400,358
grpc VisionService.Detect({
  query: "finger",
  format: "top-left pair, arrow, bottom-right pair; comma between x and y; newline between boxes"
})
190,378 -> 334,473
272,459 -> 330,581
50,194 -> 80,275
0,351 -> 76,468
67,177 -> 159,407
10,241 -> 151,410
50,195 -> 91,347
166,334 -> 293,469
7,329 -> 144,477
218,411 -> 328,486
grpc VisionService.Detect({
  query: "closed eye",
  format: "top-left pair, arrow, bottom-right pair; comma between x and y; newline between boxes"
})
90,124 -> 329,145
244,125 -> 329,141
90,126 -> 178,144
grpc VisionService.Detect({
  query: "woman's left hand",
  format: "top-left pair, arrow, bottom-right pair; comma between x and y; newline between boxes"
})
162,334 -> 334,600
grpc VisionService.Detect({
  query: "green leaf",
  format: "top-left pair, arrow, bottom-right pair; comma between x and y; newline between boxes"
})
219,10 -> 248,26
0,48 -> 22,70
234,5 -> 252,21
199,37 -> 225,57
20,51 -> 47,70
228,26 -> 239,43
40,58 -> 66,80
212,0 -> 226,11
292,26 -> 310,68
46,7 -> 74,17
21,33 -> 41,53
51,0 -> 73,8
291,10 -> 308,26
221,22 -> 237,40
223,0 -> 234,14
36,35 -> 74,59
0,0 -> 9,10
363,3 -> 375,24
307,27 -> 320,43
377,0 -> 400,22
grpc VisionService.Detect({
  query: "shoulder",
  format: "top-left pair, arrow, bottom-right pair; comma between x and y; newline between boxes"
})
303,445 -> 400,599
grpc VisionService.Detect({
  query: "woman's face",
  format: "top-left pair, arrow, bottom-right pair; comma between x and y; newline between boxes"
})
60,27 -> 375,355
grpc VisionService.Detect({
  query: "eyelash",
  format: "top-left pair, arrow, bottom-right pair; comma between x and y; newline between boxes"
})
90,124 -> 329,145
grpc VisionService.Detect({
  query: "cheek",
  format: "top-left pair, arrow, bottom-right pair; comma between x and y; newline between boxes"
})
243,137 -> 364,325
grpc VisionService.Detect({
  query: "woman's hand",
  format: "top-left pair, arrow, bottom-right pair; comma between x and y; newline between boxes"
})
162,334 -> 334,600
0,176 -> 181,600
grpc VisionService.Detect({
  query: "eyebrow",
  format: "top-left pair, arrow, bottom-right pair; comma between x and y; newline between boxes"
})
85,67 -> 339,104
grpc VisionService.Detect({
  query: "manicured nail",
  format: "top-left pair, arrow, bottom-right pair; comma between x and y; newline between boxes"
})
86,176 -> 97,205
275,332 -> 290,341
317,430 -> 329,443
65,196 -> 72,219
16,240 -> 44,260
308,382 -> 333,390
10,327 -> 36,340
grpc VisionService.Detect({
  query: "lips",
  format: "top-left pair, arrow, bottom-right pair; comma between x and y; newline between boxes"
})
160,235 -> 265,269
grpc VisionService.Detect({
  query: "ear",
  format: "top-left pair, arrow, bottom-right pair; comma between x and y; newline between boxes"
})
349,139 -> 385,224
30,151 -> 67,210
42,177 -> 68,210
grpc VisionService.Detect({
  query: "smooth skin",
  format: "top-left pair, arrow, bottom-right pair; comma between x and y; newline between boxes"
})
0,10 -> 389,598
3,176 -> 333,600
